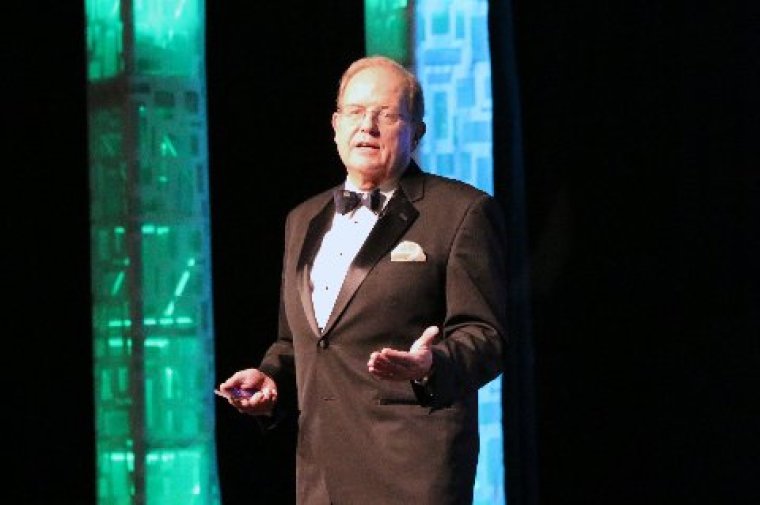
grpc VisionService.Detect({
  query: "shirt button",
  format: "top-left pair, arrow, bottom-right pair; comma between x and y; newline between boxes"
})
318,338 -> 329,349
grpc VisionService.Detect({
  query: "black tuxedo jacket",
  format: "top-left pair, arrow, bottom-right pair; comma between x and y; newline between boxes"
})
259,161 -> 508,505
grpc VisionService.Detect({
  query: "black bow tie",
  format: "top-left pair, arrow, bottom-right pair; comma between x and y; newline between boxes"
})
333,189 -> 385,215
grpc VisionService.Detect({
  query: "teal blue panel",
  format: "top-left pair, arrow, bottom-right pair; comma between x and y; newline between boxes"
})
414,1 -> 503,503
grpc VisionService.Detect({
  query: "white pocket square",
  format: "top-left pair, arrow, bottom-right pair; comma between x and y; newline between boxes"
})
390,240 -> 427,262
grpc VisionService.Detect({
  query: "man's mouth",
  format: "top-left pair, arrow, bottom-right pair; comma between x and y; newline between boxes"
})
355,141 -> 379,149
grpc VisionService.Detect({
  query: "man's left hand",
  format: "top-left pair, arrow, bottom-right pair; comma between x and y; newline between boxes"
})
367,326 -> 439,381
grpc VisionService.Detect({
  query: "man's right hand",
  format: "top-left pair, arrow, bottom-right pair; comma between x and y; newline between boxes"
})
217,368 -> 278,416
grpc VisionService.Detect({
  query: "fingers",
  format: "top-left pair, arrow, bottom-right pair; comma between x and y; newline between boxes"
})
217,369 -> 278,415
367,351 -> 399,379
218,368 -> 255,390
367,351 -> 396,380
410,326 -> 439,352
219,368 -> 273,391
367,326 -> 439,381
231,387 -> 278,416
369,350 -> 412,369
368,349 -> 425,381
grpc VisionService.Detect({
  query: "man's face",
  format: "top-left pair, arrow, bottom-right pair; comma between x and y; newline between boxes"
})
332,66 -> 418,190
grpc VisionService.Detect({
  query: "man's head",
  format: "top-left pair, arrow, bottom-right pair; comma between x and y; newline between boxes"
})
332,56 -> 427,190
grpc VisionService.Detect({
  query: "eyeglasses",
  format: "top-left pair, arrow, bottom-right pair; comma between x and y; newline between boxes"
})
337,105 -> 410,126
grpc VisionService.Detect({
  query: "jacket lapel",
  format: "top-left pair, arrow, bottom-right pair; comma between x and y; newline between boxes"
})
297,196 -> 336,337
321,166 -> 424,335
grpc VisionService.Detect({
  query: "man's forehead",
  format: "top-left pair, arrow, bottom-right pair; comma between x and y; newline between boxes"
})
342,70 -> 407,104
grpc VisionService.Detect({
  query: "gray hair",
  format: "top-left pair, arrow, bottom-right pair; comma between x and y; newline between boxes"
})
336,55 -> 425,122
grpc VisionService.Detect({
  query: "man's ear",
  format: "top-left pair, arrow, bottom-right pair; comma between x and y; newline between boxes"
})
415,121 -> 427,143
332,112 -> 340,143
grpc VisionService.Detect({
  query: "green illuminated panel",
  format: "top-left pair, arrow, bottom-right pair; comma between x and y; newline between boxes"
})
365,0 -> 410,64
86,0 -> 124,80
86,0 -> 204,81
87,1 -> 219,504
133,0 -> 204,77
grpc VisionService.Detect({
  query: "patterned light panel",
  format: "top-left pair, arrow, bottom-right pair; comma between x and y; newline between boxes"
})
366,1 -> 505,504
86,1 -> 221,503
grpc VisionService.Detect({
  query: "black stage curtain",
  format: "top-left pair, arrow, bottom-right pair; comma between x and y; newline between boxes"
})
500,1 -> 760,503
489,2 -> 540,505
206,3 -> 365,504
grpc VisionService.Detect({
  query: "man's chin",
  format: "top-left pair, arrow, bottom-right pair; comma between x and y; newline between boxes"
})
349,161 -> 383,175
349,152 -> 381,166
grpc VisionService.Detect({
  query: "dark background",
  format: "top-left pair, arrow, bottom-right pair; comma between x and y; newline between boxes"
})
6,1 -> 758,504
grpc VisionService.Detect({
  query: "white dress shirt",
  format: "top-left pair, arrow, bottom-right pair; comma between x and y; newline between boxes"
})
310,181 -> 395,329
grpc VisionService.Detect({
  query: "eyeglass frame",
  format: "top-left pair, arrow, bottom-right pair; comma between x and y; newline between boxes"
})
336,104 -> 413,126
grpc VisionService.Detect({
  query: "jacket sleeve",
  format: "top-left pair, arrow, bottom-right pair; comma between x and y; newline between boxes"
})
412,193 -> 509,408
256,212 -> 298,429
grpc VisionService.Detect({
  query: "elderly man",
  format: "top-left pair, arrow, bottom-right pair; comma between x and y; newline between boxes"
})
218,55 -> 508,505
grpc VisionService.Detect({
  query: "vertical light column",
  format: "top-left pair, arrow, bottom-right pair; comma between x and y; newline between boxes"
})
365,0 -> 411,65
365,1 -> 505,504
86,1 -> 220,504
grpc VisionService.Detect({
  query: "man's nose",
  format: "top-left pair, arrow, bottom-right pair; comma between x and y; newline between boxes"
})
359,110 -> 379,129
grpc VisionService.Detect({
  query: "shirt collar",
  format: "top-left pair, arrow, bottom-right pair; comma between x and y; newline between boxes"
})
343,178 -> 397,206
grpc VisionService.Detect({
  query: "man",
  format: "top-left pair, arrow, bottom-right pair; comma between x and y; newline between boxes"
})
218,55 -> 508,505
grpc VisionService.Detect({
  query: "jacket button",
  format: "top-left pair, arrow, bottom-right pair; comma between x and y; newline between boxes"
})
317,338 -> 329,349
